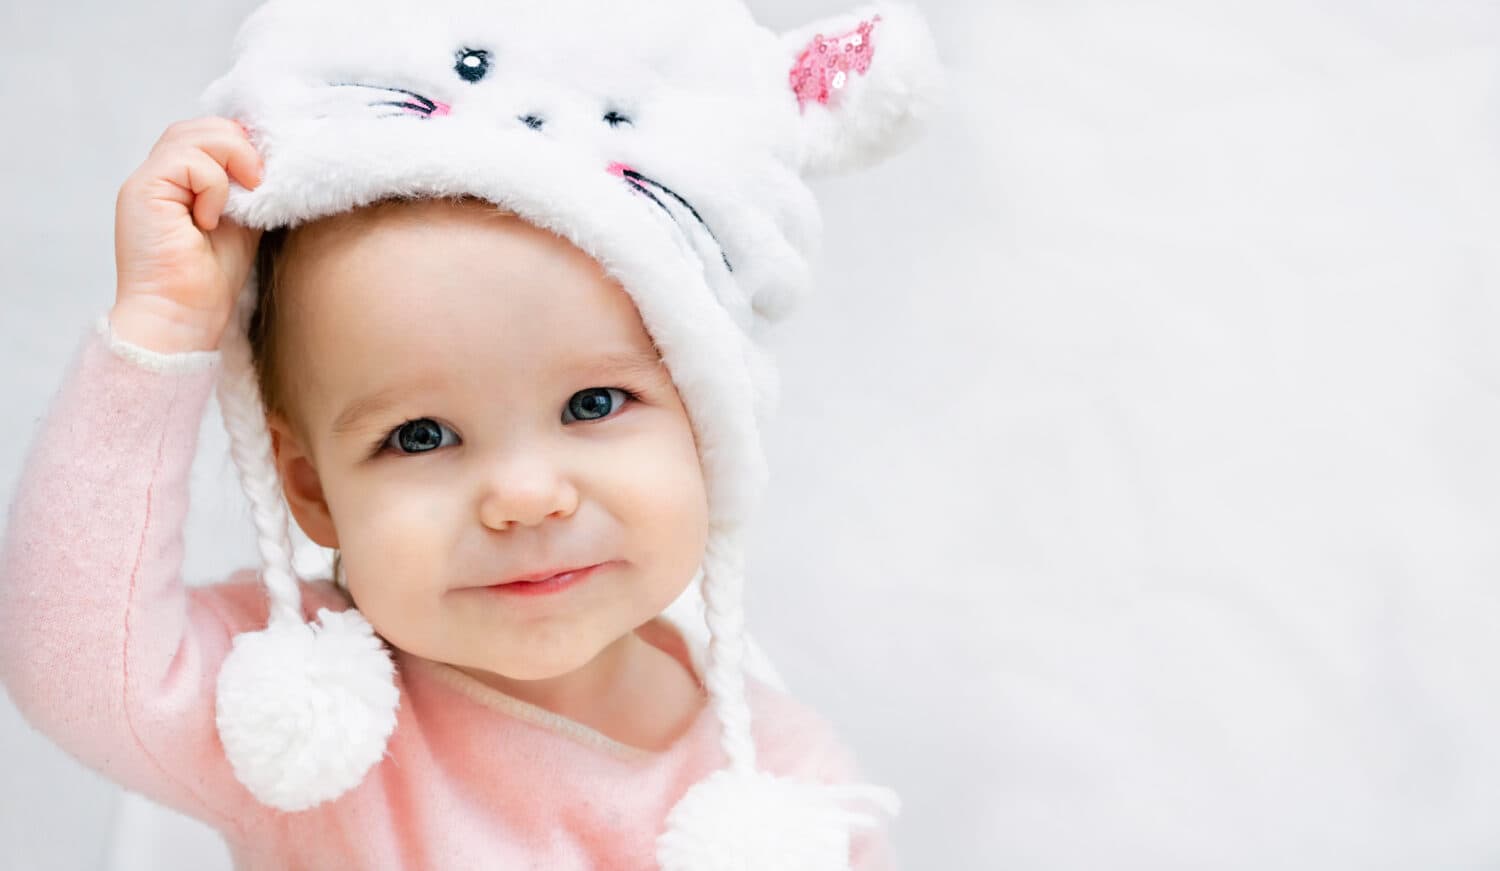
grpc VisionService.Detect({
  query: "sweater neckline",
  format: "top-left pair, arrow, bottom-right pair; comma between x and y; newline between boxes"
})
396,614 -> 715,763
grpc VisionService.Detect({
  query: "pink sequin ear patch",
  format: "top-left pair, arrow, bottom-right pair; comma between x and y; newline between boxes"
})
789,14 -> 882,110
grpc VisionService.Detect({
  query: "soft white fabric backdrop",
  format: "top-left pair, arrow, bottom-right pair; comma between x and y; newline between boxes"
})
3,0 -> 1499,868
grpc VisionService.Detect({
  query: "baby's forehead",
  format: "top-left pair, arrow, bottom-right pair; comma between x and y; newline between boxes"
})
279,197 -> 566,289
274,208 -> 657,360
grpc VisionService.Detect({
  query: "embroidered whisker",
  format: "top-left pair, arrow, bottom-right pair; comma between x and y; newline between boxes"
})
370,100 -> 435,114
622,169 -> 734,273
329,81 -> 439,114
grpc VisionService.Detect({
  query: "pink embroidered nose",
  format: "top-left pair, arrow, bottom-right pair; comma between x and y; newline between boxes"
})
430,101 -> 452,117
607,161 -> 632,177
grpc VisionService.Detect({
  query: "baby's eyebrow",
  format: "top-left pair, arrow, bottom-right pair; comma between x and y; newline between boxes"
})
331,377 -> 445,438
577,348 -> 668,384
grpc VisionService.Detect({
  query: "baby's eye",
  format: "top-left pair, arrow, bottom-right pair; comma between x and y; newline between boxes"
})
382,418 -> 459,456
564,388 -> 636,423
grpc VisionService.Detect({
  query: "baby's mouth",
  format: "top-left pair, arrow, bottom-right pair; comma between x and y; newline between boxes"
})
475,562 -> 612,597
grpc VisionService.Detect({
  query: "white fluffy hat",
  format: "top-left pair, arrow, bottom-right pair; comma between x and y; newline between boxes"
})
198,0 -> 944,866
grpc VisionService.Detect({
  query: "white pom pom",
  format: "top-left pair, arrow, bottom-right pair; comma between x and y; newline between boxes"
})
657,768 -> 900,871
215,607 -> 400,812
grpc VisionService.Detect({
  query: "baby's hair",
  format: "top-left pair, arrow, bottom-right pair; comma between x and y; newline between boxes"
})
247,194 -> 515,591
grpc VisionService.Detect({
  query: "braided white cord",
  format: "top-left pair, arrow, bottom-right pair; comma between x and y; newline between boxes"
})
215,281 -> 304,629
699,525 -> 758,774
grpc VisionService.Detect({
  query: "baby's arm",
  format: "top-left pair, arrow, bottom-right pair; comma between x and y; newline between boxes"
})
0,312 -> 260,836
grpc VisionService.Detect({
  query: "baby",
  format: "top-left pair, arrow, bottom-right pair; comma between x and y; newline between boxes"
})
0,0 -> 943,867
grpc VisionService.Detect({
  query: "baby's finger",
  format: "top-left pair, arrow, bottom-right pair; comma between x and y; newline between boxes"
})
197,132 -> 263,192
153,118 -> 263,190
221,118 -> 265,190
179,148 -> 231,232
162,126 -> 261,191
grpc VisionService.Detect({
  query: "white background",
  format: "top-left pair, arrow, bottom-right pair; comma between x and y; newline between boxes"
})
3,0 -> 1500,868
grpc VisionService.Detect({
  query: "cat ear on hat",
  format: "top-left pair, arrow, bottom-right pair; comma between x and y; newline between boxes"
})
780,1 -> 947,177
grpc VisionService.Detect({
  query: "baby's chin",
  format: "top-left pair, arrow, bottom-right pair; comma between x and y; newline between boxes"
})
440,635 -> 639,703
395,613 -> 626,682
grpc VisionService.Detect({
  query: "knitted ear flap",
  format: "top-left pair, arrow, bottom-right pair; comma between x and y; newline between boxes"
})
212,275 -> 401,812
655,526 -> 900,870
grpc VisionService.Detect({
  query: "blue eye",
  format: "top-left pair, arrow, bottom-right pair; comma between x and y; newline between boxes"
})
564,387 -> 636,423
381,418 -> 459,456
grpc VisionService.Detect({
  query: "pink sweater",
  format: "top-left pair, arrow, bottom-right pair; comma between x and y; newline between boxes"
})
0,314 -> 897,870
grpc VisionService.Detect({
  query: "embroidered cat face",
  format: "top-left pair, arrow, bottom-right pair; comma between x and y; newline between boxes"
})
202,0 -> 942,333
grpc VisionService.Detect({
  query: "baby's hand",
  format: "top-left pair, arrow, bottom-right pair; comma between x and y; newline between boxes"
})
111,117 -> 264,354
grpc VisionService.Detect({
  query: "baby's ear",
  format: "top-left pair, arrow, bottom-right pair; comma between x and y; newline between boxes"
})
778,1 -> 947,177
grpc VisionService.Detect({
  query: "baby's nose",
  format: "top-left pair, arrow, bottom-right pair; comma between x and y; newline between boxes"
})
477,456 -> 579,530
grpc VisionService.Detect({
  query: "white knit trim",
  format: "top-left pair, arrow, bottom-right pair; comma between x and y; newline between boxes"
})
95,312 -> 222,375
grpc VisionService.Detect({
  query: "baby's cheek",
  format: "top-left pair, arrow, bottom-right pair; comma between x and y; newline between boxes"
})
631,440 -> 710,594
339,503 -> 450,643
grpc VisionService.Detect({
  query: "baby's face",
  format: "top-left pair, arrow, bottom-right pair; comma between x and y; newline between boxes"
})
267,197 -> 708,681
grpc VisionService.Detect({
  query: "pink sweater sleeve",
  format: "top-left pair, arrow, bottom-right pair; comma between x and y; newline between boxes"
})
0,312 -> 260,837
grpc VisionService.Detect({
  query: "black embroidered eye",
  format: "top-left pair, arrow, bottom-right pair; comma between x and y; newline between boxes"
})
454,48 -> 490,83
603,110 -> 632,128
519,114 -> 545,130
